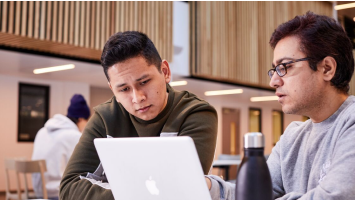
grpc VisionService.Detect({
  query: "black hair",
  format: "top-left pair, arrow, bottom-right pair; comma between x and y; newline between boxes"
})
101,31 -> 162,81
67,116 -> 79,124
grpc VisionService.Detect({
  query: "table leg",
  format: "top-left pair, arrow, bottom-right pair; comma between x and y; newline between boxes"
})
225,166 -> 230,180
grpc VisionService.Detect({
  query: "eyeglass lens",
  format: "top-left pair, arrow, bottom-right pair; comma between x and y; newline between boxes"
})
268,64 -> 287,79
277,65 -> 286,76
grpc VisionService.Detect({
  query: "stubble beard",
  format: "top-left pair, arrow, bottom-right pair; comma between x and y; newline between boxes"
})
281,90 -> 323,117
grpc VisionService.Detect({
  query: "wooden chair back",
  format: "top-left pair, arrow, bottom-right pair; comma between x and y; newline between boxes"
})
15,160 -> 48,200
4,158 -> 24,200
4,158 -> 48,200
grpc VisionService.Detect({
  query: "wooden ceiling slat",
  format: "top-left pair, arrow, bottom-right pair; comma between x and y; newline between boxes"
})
0,2 -> 172,63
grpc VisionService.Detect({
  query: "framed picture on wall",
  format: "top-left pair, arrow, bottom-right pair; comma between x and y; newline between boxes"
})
18,83 -> 50,142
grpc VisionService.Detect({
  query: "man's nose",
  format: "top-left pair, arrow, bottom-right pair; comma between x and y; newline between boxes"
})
132,89 -> 146,103
269,72 -> 283,88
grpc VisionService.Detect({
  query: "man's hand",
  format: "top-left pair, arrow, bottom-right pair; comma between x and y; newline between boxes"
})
205,177 -> 212,190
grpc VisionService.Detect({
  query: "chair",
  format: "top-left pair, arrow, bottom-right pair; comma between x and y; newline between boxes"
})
15,160 -> 48,200
4,159 -> 48,200
4,158 -> 25,200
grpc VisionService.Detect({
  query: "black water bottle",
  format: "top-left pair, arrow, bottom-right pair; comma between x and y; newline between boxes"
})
235,132 -> 273,200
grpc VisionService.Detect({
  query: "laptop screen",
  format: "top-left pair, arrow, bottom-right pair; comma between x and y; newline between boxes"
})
94,136 -> 212,200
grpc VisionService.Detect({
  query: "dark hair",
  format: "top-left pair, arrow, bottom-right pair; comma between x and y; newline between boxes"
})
269,11 -> 354,93
101,31 -> 162,81
67,116 -> 79,124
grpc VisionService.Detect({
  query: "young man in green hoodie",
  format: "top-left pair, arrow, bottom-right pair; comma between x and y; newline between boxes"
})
60,31 -> 218,200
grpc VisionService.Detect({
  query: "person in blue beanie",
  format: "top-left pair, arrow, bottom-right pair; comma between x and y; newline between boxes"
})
32,94 -> 90,200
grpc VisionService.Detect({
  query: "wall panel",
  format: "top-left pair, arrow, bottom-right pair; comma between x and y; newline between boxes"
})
0,1 -> 173,62
191,1 -> 333,89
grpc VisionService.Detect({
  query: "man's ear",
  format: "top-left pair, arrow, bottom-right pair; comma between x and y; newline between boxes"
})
108,82 -> 113,91
108,82 -> 119,102
161,60 -> 171,83
321,56 -> 336,82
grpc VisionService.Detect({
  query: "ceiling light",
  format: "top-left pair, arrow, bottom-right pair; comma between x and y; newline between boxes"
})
250,96 -> 278,102
204,89 -> 243,96
33,64 -> 75,74
169,80 -> 187,86
334,3 -> 355,10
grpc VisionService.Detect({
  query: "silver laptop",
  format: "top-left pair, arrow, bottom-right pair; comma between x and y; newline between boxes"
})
94,136 -> 212,200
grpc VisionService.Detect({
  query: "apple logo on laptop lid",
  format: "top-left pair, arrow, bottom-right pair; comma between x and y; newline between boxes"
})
146,176 -> 160,195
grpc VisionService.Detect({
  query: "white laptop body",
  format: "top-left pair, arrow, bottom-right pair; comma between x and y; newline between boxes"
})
94,136 -> 212,200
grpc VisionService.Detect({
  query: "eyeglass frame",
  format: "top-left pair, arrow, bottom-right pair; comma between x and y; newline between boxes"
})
268,57 -> 310,79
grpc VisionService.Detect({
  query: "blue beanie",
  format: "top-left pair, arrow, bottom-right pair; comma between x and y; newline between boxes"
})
67,94 -> 90,119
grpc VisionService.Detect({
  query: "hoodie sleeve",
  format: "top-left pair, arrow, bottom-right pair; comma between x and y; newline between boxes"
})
59,112 -> 114,200
207,175 -> 235,200
177,104 -> 218,174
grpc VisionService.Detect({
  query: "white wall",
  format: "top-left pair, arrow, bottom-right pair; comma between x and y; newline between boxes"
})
0,74 -> 90,191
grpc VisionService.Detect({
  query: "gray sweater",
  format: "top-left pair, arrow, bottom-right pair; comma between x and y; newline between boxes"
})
209,95 -> 355,200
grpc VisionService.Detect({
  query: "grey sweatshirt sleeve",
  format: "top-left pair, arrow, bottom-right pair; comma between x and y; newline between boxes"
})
207,175 -> 235,200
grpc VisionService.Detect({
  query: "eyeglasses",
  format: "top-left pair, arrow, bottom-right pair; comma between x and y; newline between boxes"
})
268,57 -> 309,79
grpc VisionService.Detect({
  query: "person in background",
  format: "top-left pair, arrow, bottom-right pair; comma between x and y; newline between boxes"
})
60,31 -> 218,200
206,11 -> 355,200
32,94 -> 90,200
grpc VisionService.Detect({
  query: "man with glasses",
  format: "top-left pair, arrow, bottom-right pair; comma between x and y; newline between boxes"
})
206,11 -> 355,200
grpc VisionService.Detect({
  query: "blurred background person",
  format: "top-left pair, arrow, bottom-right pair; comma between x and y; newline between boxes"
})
31,94 -> 90,200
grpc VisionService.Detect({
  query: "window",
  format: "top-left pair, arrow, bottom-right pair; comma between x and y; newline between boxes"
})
249,108 -> 261,132
272,110 -> 283,145
222,108 -> 240,155
18,83 -> 50,142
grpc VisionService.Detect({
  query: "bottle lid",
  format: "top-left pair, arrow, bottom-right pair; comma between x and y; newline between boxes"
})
244,132 -> 265,148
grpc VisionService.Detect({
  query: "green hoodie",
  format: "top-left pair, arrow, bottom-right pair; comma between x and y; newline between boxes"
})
60,85 -> 218,200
